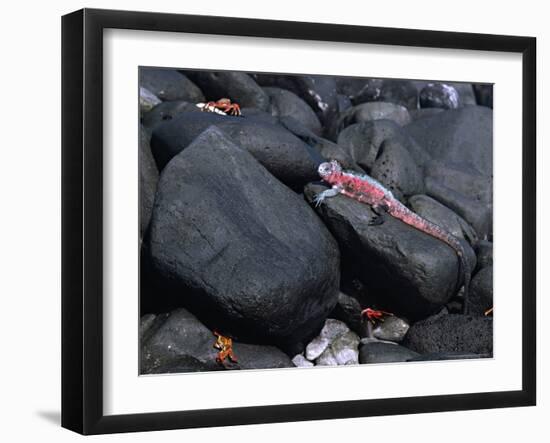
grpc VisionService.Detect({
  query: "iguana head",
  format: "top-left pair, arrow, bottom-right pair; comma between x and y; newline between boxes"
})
317,160 -> 342,179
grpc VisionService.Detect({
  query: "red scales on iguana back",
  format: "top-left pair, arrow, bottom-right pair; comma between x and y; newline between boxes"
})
315,160 -> 471,315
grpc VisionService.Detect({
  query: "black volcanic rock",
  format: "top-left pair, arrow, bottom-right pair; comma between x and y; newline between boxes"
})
252,73 -> 338,138
142,100 -> 201,130
469,266 -> 493,316
151,111 -> 320,188
409,194 -> 478,244
140,68 -> 204,103
403,312 -> 493,355
304,183 -> 475,320
474,240 -> 493,271
359,341 -> 420,363
353,79 -> 418,110
420,158 -> 493,239
140,309 -> 294,374
473,84 -> 493,108
370,137 -> 425,201
139,125 -> 159,238
405,106 -> 493,176
335,102 -> 411,134
337,120 -> 430,172
264,87 -> 322,136
278,116 -> 360,171
142,128 -> 340,348
184,70 -> 270,111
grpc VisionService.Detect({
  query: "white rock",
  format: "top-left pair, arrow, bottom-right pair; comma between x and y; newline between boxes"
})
331,330 -> 360,365
292,354 -> 314,368
316,348 -> 339,366
139,86 -> 161,113
305,336 -> 330,361
305,319 -> 350,360
316,330 -> 360,366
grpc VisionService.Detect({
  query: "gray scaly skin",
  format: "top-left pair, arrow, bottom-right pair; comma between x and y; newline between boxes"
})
314,160 -> 471,314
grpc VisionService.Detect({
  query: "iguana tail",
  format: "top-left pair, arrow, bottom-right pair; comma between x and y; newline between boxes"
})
388,201 -> 471,313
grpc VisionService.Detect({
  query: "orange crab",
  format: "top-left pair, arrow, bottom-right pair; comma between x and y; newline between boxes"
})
199,98 -> 241,116
213,330 -> 238,365
361,307 -> 394,324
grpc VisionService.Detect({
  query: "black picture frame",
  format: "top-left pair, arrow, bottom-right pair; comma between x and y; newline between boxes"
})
61,8 -> 537,435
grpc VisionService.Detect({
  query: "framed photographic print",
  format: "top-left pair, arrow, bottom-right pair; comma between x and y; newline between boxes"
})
61,8 -> 536,435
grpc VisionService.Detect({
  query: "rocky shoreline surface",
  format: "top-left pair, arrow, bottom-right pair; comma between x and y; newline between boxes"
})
139,68 -> 494,373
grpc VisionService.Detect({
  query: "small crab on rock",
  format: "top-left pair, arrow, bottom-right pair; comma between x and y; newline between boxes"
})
213,330 -> 238,365
361,307 -> 394,324
196,98 -> 242,116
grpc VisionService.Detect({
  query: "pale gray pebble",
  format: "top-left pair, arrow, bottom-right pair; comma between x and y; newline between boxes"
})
372,315 -> 410,342
305,337 -> 330,361
139,86 -> 161,113
315,348 -> 339,366
305,319 -> 350,360
316,330 -> 360,366
292,354 -> 314,368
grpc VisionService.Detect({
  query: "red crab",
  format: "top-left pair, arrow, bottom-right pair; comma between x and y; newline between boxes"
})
213,330 -> 238,365
361,307 -> 394,324
200,98 -> 241,116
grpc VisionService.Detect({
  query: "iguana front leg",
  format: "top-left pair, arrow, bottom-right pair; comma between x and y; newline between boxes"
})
314,185 -> 343,207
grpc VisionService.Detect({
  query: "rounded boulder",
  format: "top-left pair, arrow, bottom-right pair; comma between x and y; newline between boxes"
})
142,127 -> 341,347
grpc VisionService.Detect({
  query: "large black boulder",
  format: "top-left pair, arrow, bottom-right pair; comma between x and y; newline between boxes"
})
139,126 -> 159,238
278,116 -> 360,171
403,312 -> 493,355
264,87 -> 322,136
337,120 -> 430,172
353,79 -> 418,110
359,341 -> 420,364
408,194 -> 478,244
474,240 -> 493,271
451,82 -> 477,106
142,128 -> 340,348
151,111 -> 320,188
139,68 -> 204,103
142,100 -> 201,130
184,70 -> 270,111
304,183 -> 475,320
473,84 -> 493,108
424,160 -> 492,205
409,108 -> 444,122
253,73 -> 338,137
335,102 -> 411,135
140,309 -> 294,374
405,106 -> 493,176
469,266 -> 493,316
370,137 -> 425,201
423,160 -> 492,239
335,76 -> 369,98
337,94 -> 353,114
